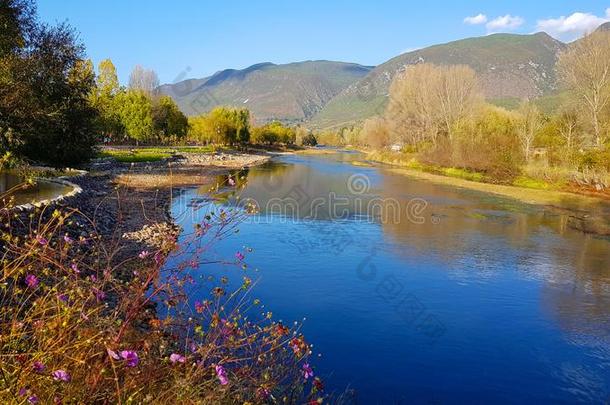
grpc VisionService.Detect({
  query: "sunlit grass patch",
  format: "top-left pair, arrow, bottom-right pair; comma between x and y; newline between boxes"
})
512,176 -> 552,190
442,167 -> 485,182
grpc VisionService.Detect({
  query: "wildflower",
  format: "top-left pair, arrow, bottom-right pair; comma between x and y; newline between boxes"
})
313,377 -> 324,391
302,362 -> 314,380
215,364 -> 229,385
70,263 -> 80,273
138,250 -> 150,259
228,176 -> 236,186
32,361 -> 45,373
57,293 -> 68,302
35,235 -> 48,245
52,370 -> 71,382
28,395 -> 38,404
91,287 -> 105,301
63,235 -> 73,244
235,251 -> 245,261
194,301 -> 205,313
19,387 -> 27,396
107,348 -> 120,360
169,353 -> 185,364
119,350 -> 139,367
25,274 -> 38,289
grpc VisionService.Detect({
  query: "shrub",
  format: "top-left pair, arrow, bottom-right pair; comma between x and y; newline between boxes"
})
0,203 -> 323,403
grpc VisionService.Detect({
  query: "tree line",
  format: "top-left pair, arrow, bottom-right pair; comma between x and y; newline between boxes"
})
351,29 -> 610,187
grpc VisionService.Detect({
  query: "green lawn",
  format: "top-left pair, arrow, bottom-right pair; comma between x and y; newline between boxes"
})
98,145 -> 217,163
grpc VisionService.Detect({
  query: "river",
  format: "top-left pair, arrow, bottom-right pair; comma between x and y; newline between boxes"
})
170,151 -> 610,404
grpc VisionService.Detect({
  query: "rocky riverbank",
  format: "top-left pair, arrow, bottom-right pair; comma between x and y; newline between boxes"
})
1,151 -> 272,263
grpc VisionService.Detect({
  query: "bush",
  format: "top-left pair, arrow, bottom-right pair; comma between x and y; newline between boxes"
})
0,204 -> 323,403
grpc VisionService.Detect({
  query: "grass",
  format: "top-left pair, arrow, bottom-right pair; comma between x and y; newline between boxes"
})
442,167 -> 485,182
98,145 -> 217,163
512,176 -> 553,190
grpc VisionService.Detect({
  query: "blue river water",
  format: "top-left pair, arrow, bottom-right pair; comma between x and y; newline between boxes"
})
170,151 -> 610,404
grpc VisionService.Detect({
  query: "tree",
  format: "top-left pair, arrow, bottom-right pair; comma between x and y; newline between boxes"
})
555,108 -> 581,150
361,117 -> 390,149
0,0 -> 99,166
90,59 -> 123,140
116,90 -> 153,143
187,107 -> 251,145
152,95 -> 188,143
557,31 -> 610,147
516,101 -> 544,163
128,65 -> 159,97
386,63 -> 482,146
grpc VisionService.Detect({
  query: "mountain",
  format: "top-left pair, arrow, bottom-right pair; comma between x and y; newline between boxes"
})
310,32 -> 566,129
597,22 -> 610,32
159,61 -> 373,123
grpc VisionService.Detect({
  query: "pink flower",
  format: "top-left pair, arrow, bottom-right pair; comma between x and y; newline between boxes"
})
194,301 -> 205,313
92,287 -> 105,301
52,369 -> 71,382
169,353 -> 185,364
63,235 -> 73,244
215,364 -> 229,385
302,362 -> 314,380
138,250 -> 150,259
32,361 -> 45,373
36,235 -> 48,245
119,350 -> 139,367
228,177 -> 236,186
106,349 -> 120,360
235,251 -> 245,261
70,263 -> 80,273
28,395 -> 38,404
25,274 -> 38,288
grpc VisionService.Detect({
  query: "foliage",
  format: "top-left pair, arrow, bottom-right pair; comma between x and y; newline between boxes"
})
300,132 -> 318,146
188,107 -> 250,145
115,90 -> 154,143
0,0 -> 98,166
361,117 -> 390,149
0,202 -> 324,403
152,96 -> 188,143
251,121 -> 296,145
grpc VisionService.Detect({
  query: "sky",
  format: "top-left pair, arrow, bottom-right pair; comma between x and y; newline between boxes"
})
37,1 -> 610,85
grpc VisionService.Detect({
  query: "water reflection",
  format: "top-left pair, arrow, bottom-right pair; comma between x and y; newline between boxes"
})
0,172 -> 73,206
172,151 -> 610,403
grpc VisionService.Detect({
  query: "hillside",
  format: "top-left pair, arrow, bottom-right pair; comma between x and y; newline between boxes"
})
159,61 -> 373,124
310,32 -> 566,129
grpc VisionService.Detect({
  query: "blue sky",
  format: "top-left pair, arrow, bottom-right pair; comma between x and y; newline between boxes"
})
37,1 -> 610,85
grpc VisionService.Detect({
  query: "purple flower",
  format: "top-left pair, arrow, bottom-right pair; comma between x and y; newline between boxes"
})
302,362 -> 314,380
106,349 -> 120,360
52,369 -> 71,382
235,251 -> 245,261
169,353 -> 185,364
70,263 -> 80,273
25,274 -> 38,289
91,287 -> 105,301
19,387 -> 27,396
138,250 -> 150,259
32,361 -> 45,373
119,350 -> 139,367
215,364 -> 229,385
36,235 -> 48,246
63,235 -> 73,244
57,293 -> 68,303
28,395 -> 38,404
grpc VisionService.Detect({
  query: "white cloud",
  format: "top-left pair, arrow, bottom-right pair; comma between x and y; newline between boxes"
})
486,14 -> 525,32
464,13 -> 487,25
536,11 -> 609,40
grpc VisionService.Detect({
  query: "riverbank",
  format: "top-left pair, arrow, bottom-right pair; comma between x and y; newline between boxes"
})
361,152 -> 610,236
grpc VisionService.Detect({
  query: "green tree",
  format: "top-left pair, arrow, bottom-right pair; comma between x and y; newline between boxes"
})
90,59 -> 123,140
0,0 -> 99,166
116,90 -> 153,143
152,95 -> 188,143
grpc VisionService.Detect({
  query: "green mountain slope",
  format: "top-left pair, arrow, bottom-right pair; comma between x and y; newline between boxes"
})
310,32 -> 566,129
159,61 -> 372,123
